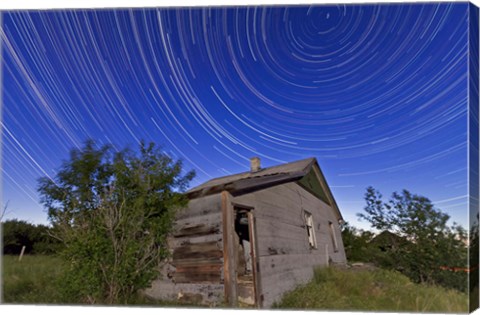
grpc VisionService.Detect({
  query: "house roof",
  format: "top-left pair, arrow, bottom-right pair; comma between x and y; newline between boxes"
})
187,157 -> 344,221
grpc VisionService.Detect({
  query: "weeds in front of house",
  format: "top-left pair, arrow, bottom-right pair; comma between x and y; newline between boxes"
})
274,267 -> 468,313
3,255 -> 469,312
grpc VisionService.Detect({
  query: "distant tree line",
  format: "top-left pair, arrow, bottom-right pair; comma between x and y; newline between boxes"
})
2,219 -> 62,255
342,187 -> 469,293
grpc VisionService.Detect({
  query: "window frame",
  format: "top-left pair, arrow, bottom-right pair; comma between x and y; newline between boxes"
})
329,221 -> 339,252
303,210 -> 317,249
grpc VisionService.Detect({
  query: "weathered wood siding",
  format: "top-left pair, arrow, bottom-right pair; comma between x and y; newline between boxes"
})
232,181 -> 346,307
171,194 -> 224,283
147,179 -> 346,308
145,193 -> 224,305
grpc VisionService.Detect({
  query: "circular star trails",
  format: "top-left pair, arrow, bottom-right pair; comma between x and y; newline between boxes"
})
1,3 -> 470,228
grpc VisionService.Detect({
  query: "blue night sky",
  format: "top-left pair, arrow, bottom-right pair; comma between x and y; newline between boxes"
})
0,3 -> 471,230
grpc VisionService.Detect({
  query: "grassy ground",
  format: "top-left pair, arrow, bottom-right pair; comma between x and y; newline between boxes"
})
2,255 -> 66,304
3,255 -> 470,312
274,267 -> 469,313
1,254 -> 195,306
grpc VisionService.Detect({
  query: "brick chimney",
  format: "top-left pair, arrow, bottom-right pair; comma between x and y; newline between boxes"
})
250,157 -> 261,172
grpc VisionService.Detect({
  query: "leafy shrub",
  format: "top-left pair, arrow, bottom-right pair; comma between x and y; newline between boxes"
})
37,140 -> 195,304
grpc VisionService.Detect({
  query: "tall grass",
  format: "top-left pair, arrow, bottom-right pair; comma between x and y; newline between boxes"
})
1,255 -> 190,306
3,255 -> 470,311
274,267 -> 468,313
2,255 -> 66,304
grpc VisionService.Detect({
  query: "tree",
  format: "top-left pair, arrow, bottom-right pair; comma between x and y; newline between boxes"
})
358,186 -> 468,292
37,140 -> 195,304
2,219 -> 60,255
3,219 -> 37,254
340,222 -> 375,263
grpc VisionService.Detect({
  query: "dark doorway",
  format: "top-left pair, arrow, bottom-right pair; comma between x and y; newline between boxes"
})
234,206 -> 257,306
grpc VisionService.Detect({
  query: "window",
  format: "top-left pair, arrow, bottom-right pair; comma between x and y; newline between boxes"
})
329,221 -> 339,252
304,211 -> 317,249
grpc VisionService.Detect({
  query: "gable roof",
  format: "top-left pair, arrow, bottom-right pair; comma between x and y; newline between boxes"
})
187,157 -> 343,221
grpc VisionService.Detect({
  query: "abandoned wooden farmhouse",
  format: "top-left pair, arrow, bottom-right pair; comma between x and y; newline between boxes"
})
145,157 -> 347,308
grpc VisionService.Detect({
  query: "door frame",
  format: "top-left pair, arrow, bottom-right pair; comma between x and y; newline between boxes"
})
221,191 -> 261,307
246,209 -> 261,307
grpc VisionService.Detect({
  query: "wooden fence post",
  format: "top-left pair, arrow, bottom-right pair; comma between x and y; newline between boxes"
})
18,245 -> 26,262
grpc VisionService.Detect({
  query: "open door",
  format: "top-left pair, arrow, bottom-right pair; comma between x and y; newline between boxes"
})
233,205 -> 258,307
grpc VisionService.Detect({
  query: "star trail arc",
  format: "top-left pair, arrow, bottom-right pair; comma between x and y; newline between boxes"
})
1,3 -> 469,227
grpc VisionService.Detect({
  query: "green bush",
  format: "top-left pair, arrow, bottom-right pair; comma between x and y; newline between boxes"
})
37,140 -> 195,304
